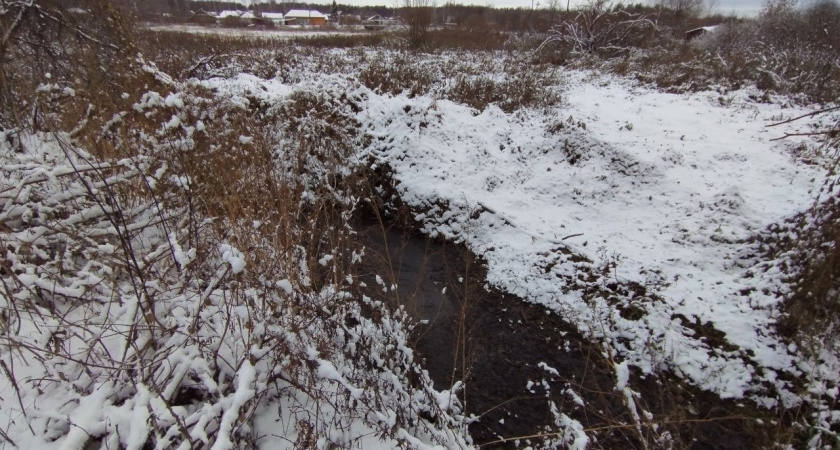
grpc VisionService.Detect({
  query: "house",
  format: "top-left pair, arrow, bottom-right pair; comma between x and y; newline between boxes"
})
284,9 -> 328,26
363,14 -> 389,30
261,12 -> 285,25
217,10 -> 255,27
218,10 -> 245,19
187,9 -> 217,25
684,25 -> 719,41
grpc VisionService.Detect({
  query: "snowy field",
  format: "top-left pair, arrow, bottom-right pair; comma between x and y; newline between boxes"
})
143,24 -> 365,40
3,41 -> 839,448
203,63 -> 839,443
358,71 -> 837,398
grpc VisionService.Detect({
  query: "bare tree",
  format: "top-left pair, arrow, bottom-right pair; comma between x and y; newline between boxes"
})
705,0 -> 719,16
399,0 -> 435,48
546,0 -> 563,11
657,0 -> 704,19
539,0 -> 658,55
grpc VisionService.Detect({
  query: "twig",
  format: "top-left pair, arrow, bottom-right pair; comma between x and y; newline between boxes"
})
767,106 -> 840,127
0,425 -> 16,447
183,53 -> 247,79
769,130 -> 837,141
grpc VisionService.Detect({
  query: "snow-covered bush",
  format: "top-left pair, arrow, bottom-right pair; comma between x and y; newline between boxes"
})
0,128 -> 470,448
590,0 -> 840,102
539,0 -> 658,57
0,2 -> 473,448
358,50 -> 560,112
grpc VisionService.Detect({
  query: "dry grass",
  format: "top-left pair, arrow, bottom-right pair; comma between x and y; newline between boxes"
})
1,2 -> 473,448
5,2 -> 837,447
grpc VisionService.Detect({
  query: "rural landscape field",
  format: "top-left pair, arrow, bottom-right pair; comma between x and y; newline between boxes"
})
1,0 -> 839,448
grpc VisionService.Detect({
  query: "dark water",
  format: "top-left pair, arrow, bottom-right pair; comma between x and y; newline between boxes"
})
356,220 -> 609,446
356,219 -> 758,449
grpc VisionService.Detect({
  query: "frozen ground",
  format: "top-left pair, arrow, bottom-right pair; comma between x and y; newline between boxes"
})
143,24 -> 364,40
3,49 -> 838,447
200,65 -> 840,444
363,70 -> 837,396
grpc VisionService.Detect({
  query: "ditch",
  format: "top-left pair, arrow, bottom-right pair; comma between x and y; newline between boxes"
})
356,215 -> 770,449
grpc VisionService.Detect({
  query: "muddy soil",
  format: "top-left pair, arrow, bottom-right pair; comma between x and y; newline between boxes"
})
355,218 -> 776,449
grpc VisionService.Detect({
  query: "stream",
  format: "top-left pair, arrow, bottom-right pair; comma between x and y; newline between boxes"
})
356,217 -> 756,449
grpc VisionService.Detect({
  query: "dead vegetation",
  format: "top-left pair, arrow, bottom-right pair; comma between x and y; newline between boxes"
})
2,0 -> 840,448
0,1 -> 472,448
529,0 -> 840,105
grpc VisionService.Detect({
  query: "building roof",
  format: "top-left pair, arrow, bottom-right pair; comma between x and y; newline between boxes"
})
684,25 -> 720,41
284,9 -> 327,19
685,25 -> 719,34
218,10 -> 244,18
262,12 -> 284,20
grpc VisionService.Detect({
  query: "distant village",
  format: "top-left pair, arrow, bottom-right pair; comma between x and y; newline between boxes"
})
129,0 -> 405,30
132,0 -> 575,34
134,0 -> 735,36
186,8 -> 396,29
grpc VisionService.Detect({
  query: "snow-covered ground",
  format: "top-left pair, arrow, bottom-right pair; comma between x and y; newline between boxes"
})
144,24 -> 364,40
195,63 -> 840,444
209,64 -> 839,403
358,71 -> 837,399
3,46 -> 839,447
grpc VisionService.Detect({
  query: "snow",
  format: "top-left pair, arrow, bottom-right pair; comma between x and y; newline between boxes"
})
538,361 -> 560,377
615,361 -> 630,391
5,41 -> 840,448
262,12 -> 284,20
59,382 -> 115,450
1,116 -> 471,449
144,24 -> 357,40
218,10 -> 244,19
212,362 -> 256,450
285,9 -> 328,19
277,279 -> 293,294
220,244 -> 246,273
151,62 -> 840,445
348,69 -> 833,403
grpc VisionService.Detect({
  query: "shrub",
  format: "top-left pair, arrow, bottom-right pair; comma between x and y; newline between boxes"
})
399,0 -> 435,48
358,51 -> 437,97
0,0 -> 138,131
764,110 -> 840,343
539,0 -> 659,57
449,69 -> 560,113
0,2 -> 473,448
290,32 -> 389,48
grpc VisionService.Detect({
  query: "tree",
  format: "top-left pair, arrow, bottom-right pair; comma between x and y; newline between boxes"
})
399,0 -> 435,48
539,0 -> 657,55
705,0 -> 719,16
657,0 -> 703,20
330,0 -> 339,25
